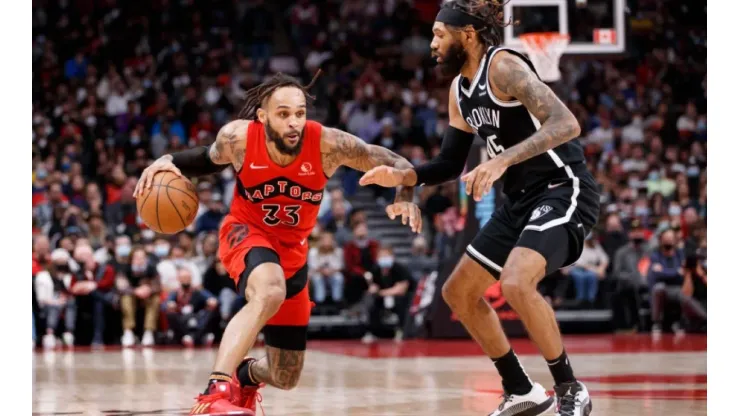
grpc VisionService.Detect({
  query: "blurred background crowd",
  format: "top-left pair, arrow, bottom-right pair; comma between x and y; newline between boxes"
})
32,0 -> 706,349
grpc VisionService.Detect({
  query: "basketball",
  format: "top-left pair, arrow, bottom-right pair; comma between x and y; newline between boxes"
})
136,171 -> 199,234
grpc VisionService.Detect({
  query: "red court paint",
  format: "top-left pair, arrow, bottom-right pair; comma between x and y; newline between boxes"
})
309,335 -> 707,358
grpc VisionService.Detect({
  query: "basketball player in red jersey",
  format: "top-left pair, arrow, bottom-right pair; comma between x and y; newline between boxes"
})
133,73 -> 421,416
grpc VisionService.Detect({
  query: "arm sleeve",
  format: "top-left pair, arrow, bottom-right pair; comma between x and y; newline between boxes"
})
413,126 -> 475,186
170,146 -> 226,177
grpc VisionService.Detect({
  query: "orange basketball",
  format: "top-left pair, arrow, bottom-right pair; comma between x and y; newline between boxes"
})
136,171 -> 199,234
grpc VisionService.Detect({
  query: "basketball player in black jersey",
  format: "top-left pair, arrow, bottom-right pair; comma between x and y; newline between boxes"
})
360,1 -> 599,415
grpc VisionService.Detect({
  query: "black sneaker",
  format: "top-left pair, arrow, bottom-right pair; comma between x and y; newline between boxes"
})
554,381 -> 592,416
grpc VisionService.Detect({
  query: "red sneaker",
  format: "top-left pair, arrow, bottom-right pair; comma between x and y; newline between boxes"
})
230,364 -> 264,413
189,381 -> 255,416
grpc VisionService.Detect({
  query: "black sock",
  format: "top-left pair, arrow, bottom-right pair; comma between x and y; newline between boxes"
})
546,350 -> 576,385
492,349 -> 533,395
204,372 -> 232,394
237,358 -> 260,387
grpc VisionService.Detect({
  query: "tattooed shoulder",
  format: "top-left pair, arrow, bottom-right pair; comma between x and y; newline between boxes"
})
210,120 -> 250,170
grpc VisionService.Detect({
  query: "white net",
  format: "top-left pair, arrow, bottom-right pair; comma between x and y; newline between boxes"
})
520,33 -> 570,83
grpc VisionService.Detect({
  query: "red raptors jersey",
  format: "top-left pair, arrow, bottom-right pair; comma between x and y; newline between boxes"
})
228,120 -> 327,247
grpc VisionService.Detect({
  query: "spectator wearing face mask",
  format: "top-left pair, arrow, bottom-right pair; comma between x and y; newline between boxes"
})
611,223 -> 650,332
361,245 -> 411,344
649,229 -> 689,335
35,249 -> 77,348
563,234 -> 609,307
71,244 -> 117,346
163,267 -> 219,347
343,222 -> 379,306
157,244 -> 203,292
309,231 -> 345,305
119,247 -> 160,347
113,234 -> 133,274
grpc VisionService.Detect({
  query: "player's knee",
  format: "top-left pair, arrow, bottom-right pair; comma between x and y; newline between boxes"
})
441,277 -> 461,306
253,280 -> 286,316
499,271 -> 536,303
442,271 -> 475,309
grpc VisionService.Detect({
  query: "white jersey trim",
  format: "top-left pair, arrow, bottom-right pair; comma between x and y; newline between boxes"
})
466,245 -> 503,272
460,47 -> 492,97
486,48 -> 524,108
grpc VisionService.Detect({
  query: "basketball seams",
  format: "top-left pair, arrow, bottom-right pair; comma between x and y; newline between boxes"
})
164,186 -> 188,231
162,184 -> 199,205
138,172 -> 199,234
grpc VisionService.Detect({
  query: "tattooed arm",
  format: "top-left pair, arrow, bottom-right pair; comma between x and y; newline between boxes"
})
320,127 -> 422,233
460,52 -> 581,201
489,51 -> 581,167
134,120 -> 249,197
208,119 -> 250,171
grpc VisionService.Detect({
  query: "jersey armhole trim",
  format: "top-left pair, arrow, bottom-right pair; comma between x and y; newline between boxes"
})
452,75 -> 466,124
310,121 -> 331,180
486,48 -> 524,108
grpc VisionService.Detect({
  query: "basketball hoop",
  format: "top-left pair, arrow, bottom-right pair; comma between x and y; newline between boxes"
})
519,32 -> 570,83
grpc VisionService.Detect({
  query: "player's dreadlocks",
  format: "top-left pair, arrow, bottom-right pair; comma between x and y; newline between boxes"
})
238,70 -> 322,120
441,0 -> 514,47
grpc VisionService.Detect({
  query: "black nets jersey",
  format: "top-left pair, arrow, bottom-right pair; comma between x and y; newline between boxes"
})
454,46 -> 587,197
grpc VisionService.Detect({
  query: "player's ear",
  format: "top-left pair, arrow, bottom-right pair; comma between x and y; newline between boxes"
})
256,108 -> 267,124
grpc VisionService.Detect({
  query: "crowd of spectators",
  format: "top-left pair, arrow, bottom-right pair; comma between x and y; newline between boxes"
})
32,0 -> 706,348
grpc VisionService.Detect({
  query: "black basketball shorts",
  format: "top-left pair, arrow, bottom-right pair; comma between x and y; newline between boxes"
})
466,164 -> 601,279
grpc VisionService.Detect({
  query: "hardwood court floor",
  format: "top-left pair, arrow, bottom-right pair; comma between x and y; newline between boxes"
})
33,334 -> 706,416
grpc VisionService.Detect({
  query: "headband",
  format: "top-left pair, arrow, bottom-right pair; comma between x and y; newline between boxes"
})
435,6 -> 487,29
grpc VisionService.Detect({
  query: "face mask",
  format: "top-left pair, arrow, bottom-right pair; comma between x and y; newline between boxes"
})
381,137 -> 394,148
61,163 -> 71,172
668,206 -> 682,216
221,169 -> 234,181
85,115 -> 97,127
662,243 -> 674,252
181,283 -> 191,291
634,206 -> 650,216
131,135 -> 141,145
378,256 -> 394,268
154,244 -> 170,257
131,264 -> 147,274
412,158 -> 423,166
55,264 -> 70,273
648,171 -> 660,181
173,258 -> 185,267
116,245 -> 131,258
355,238 -> 368,248
631,238 -> 645,247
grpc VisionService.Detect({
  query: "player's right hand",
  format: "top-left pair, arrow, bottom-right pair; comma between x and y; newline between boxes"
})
386,202 -> 423,234
133,155 -> 183,198
359,166 -> 405,188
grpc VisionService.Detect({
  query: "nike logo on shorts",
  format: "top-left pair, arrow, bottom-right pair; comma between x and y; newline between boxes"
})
548,181 -> 568,189
250,163 -> 268,169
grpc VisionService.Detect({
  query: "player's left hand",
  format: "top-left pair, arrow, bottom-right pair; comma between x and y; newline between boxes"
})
461,159 -> 508,201
386,202 -> 423,233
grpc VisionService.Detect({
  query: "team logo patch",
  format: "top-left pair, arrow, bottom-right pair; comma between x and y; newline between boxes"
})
530,205 -> 553,221
299,162 -> 314,176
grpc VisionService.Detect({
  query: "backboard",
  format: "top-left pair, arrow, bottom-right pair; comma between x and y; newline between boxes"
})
503,0 -> 627,55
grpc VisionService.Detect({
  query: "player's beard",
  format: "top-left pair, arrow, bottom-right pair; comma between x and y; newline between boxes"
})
265,120 -> 305,156
436,41 -> 467,77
